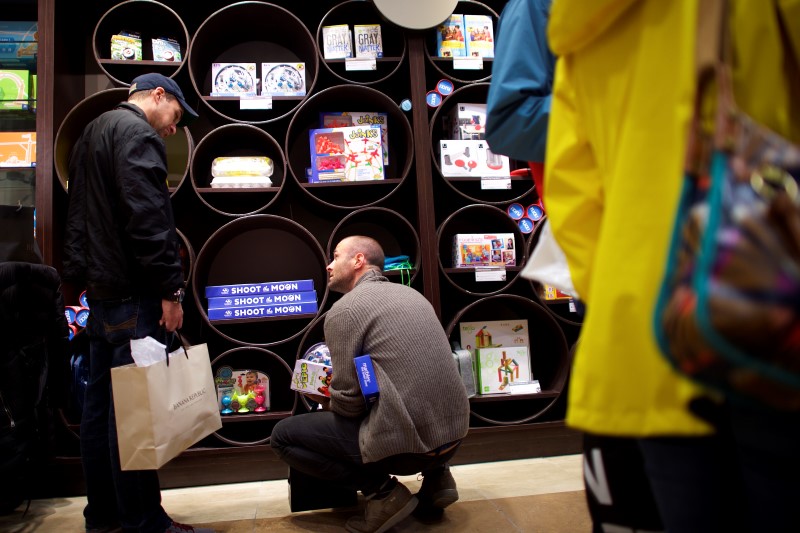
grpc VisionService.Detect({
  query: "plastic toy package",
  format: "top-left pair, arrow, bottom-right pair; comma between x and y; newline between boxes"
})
214,366 -> 270,415
261,62 -> 306,97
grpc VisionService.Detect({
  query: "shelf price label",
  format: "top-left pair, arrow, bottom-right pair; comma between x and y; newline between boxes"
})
345,57 -> 377,71
474,267 -> 506,282
453,57 -> 483,70
239,96 -> 272,110
481,176 -> 511,189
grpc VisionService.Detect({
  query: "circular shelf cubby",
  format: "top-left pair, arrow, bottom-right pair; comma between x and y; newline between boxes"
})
526,217 -> 584,327
328,207 -> 421,284
430,83 -> 534,205
176,228 -> 195,286
426,1 -> 499,84
437,204 -> 527,296
188,1 -> 319,124
54,88 -> 193,194
316,0 -> 407,86
285,85 -> 414,209
210,346 -> 296,446
446,294 -> 569,426
190,124 -> 286,216
93,0 -> 189,85
192,214 -> 329,346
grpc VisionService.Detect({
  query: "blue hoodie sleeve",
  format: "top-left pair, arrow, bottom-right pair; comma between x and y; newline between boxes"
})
486,0 -> 556,163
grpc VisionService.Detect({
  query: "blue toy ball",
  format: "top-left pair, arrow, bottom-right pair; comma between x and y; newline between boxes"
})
304,342 -> 331,366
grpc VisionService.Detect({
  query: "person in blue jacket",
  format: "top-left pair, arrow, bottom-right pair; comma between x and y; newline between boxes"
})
485,0 -> 555,169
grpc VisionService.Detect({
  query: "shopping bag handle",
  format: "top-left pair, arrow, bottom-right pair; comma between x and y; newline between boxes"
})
164,328 -> 190,367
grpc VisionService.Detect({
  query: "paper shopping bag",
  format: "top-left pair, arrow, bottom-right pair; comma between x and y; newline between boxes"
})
111,342 -> 222,470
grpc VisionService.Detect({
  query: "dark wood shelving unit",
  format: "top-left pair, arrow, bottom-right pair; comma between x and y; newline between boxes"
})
31,0 -> 582,496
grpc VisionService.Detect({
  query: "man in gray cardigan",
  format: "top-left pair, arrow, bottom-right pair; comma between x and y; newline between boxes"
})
271,235 -> 470,533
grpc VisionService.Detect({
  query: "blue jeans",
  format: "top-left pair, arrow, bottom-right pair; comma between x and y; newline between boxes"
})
270,411 -> 458,495
81,296 -> 172,533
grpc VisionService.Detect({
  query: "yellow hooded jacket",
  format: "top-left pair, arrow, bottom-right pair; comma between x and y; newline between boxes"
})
545,0 -> 800,436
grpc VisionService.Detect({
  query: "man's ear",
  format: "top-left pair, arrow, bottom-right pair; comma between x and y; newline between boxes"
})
353,252 -> 365,268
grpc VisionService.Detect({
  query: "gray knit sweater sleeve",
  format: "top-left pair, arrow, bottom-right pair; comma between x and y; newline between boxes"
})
324,270 -> 470,463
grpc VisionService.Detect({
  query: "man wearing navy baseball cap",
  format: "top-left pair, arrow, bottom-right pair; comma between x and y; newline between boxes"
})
128,72 -> 199,130
63,73 -> 211,533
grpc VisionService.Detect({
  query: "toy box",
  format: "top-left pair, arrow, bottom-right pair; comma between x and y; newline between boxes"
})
205,279 -> 314,298
452,233 -> 516,267
354,24 -> 383,59
0,22 -> 38,69
152,37 -> 181,62
208,301 -> 318,321
320,112 -> 389,165
291,359 -> 333,397
458,319 -> 530,359
542,284 -> 573,300
211,62 -> 257,97
439,140 -> 510,178
0,131 -> 36,167
474,346 -> 531,394
322,24 -> 352,59
436,14 -> 466,57
0,69 -> 30,110
443,102 -> 486,140
309,125 -> 384,183
261,62 -> 306,97
214,366 -> 270,414
207,290 -> 317,310
354,354 -> 379,408
110,32 -> 142,61
464,15 -> 494,58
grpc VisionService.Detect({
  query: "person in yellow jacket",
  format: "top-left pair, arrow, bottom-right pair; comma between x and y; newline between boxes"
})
545,0 -> 800,530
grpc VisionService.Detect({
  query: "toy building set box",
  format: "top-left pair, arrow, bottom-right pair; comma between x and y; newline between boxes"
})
458,319 -> 530,359
205,279 -> 318,321
0,22 -> 38,70
474,346 -> 531,394
215,366 -> 270,415
110,31 -> 142,61
453,233 -> 516,267
309,124 -> 384,183
320,112 -> 389,165
291,342 -> 333,397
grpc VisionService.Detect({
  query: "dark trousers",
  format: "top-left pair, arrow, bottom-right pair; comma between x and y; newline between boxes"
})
81,296 -> 171,533
270,410 -> 458,495
639,401 -> 800,533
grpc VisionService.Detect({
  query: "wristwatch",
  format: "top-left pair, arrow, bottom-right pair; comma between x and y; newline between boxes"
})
169,287 -> 185,304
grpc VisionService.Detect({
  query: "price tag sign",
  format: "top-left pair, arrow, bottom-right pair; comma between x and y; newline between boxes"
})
239,96 -> 272,110
426,90 -> 442,108
436,79 -> 454,96
345,57 -> 377,71
507,203 -> 525,220
518,217 -> 535,234
453,57 -> 483,70
481,176 -> 511,189
474,267 -> 506,282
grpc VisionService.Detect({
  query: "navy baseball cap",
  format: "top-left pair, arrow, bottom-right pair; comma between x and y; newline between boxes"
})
129,73 -> 199,128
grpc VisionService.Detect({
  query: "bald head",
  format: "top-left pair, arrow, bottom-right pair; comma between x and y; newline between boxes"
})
327,236 -> 385,293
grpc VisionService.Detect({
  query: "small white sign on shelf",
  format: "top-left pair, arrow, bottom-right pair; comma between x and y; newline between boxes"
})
481,176 -> 511,189
474,267 -> 506,282
239,96 -> 272,110
508,380 -> 542,395
453,57 -> 483,70
345,58 -> 377,71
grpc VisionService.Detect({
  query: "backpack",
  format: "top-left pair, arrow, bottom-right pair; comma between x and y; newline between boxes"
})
0,262 -> 69,514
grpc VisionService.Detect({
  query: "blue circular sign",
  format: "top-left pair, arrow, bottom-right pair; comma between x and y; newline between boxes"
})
518,217 -> 535,234
507,203 -> 525,220
425,90 -> 442,108
527,204 -> 544,221
400,98 -> 412,112
436,79 -> 454,96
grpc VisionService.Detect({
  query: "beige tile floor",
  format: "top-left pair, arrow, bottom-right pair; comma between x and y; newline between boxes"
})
0,454 -> 590,532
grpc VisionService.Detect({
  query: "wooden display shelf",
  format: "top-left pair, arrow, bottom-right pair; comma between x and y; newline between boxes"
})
220,410 -> 293,423
97,59 -> 184,67
208,313 -> 318,326
196,186 -> 280,193
470,390 -> 561,402
301,178 -> 402,188
324,56 -> 403,63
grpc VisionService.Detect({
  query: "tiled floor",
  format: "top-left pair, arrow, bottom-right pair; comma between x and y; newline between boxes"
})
0,454 -> 590,532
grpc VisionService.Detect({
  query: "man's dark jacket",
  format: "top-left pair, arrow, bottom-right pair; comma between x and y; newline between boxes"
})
63,102 -> 183,300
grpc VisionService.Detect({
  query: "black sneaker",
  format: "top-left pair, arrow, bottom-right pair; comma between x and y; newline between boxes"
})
416,465 -> 459,510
